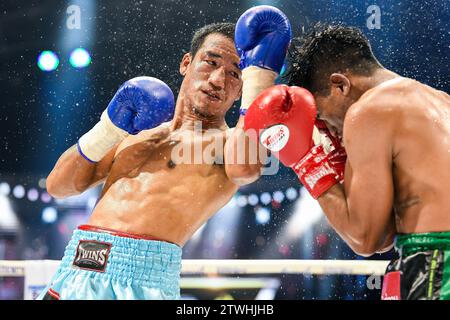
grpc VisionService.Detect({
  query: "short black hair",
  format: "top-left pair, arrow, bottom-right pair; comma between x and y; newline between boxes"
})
190,22 -> 235,58
286,23 -> 382,94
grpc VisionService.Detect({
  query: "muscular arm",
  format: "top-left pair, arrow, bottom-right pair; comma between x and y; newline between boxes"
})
317,102 -> 396,256
224,116 -> 268,185
46,143 -> 118,198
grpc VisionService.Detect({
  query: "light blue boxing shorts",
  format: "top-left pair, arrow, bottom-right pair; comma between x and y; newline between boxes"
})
36,225 -> 182,300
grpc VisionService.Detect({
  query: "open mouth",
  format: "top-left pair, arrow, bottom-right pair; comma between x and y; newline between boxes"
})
202,90 -> 221,101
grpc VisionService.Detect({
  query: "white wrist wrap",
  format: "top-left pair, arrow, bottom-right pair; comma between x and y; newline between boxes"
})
240,66 -> 278,115
312,126 -> 333,154
77,110 -> 128,162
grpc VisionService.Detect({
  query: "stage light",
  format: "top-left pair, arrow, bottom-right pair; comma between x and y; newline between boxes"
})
273,190 -> 285,203
236,195 -> 248,207
248,194 -> 259,206
69,48 -> 91,68
0,195 -> 19,231
38,178 -> 47,189
13,185 -> 25,199
286,188 -> 324,239
37,51 -> 59,71
260,192 -> 272,205
27,188 -> 39,202
286,187 -> 298,201
40,192 -> 52,203
255,207 -> 271,225
0,182 -> 11,196
42,207 -> 58,223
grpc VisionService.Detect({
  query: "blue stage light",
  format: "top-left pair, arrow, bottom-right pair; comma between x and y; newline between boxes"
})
42,207 -> 58,223
69,48 -> 92,68
255,207 -> 271,225
37,51 -> 59,71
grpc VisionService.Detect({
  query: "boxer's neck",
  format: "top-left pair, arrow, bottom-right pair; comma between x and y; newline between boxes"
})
352,68 -> 400,99
171,98 -> 228,132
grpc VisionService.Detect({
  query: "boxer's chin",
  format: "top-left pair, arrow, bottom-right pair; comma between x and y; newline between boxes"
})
192,104 -> 214,119
192,99 -> 220,117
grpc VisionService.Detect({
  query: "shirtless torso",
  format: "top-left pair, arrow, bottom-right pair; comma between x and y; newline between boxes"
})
359,78 -> 450,233
46,32 -> 263,247
89,123 -> 238,246
315,74 -> 450,254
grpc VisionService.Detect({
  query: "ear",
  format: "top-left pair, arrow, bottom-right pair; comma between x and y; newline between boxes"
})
179,53 -> 192,76
330,73 -> 351,96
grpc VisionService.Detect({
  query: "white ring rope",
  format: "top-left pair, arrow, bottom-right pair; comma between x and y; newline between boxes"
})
0,259 -> 389,277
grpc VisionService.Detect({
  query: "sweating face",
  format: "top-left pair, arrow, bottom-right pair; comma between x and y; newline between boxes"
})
180,33 -> 242,118
314,73 -> 355,138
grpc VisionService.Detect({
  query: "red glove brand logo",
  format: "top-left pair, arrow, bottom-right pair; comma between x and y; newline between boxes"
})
259,124 -> 290,152
72,240 -> 112,272
303,163 -> 335,189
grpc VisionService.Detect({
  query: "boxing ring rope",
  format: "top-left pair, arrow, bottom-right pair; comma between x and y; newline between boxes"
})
0,259 -> 389,299
0,259 -> 389,277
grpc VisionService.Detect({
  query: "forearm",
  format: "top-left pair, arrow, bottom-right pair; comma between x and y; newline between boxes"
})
46,145 -> 111,198
317,184 -> 368,253
224,117 -> 268,185
318,183 -> 393,256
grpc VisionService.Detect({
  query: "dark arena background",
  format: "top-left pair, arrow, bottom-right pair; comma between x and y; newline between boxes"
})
0,0 -> 448,300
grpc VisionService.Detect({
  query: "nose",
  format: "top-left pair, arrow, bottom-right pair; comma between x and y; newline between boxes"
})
208,66 -> 225,91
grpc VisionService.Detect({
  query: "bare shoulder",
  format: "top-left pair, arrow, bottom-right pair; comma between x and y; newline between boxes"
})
343,79 -> 410,144
344,95 -> 396,134
347,77 -> 419,121
139,121 -> 172,140
361,77 -> 426,109
115,121 -> 172,156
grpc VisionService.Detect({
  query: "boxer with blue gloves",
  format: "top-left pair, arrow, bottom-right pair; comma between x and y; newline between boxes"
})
38,76 -> 176,300
39,6 -> 292,300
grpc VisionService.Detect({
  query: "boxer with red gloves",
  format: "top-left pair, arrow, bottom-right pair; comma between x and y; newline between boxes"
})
246,24 -> 450,300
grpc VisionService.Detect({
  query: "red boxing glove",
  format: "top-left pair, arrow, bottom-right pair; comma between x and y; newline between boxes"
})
245,85 -> 346,199
293,145 -> 339,198
328,145 -> 347,183
314,119 -> 347,183
244,85 -> 316,167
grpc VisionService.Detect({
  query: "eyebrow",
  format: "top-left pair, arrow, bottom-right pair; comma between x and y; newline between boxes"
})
205,51 -> 241,72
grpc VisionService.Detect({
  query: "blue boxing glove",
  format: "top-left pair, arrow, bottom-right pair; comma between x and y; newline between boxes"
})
235,5 -> 292,73
107,77 -> 174,135
235,6 -> 292,115
78,76 -> 174,162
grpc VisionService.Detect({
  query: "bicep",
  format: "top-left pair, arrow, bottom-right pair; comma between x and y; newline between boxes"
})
343,105 -> 395,248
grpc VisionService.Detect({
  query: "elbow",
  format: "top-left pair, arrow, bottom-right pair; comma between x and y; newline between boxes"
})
45,174 -> 84,199
351,245 -> 377,257
45,175 -> 62,198
346,233 -> 380,257
225,165 -> 261,186
349,239 -> 382,257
